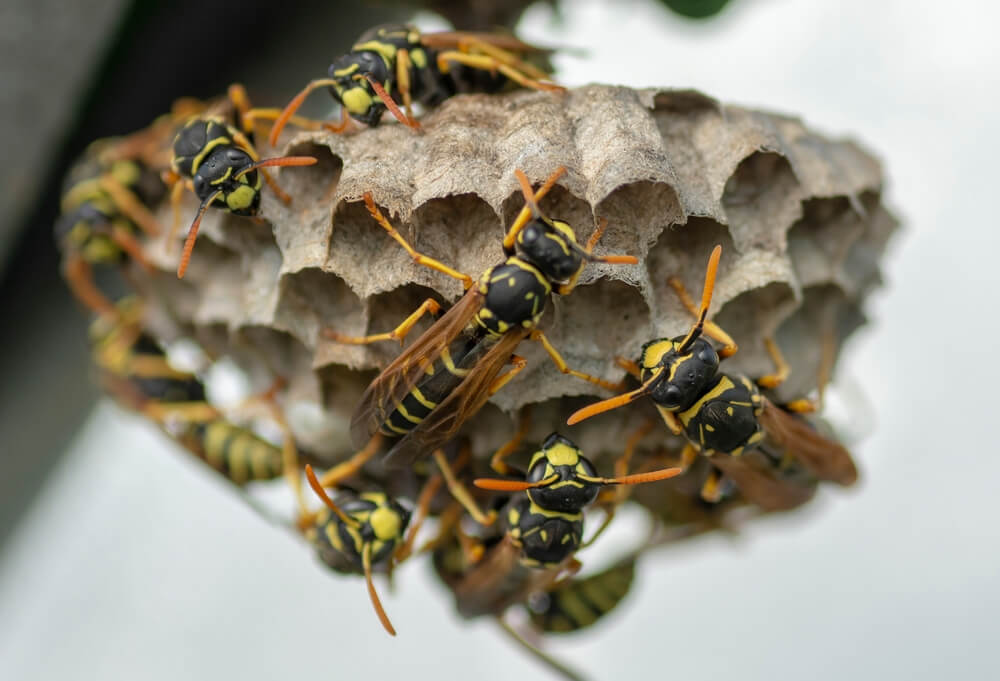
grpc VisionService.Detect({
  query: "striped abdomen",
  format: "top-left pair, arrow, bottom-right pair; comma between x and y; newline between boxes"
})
529,558 -> 636,633
184,420 -> 284,484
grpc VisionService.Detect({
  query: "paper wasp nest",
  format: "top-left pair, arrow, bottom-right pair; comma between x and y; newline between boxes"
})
140,85 -> 896,470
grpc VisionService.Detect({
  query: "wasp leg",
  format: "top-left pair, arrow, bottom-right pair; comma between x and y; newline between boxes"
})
162,170 -> 192,252
318,434 -> 385,488
98,175 -> 162,237
490,407 -> 531,476
679,442 -> 700,470
615,356 -> 642,380
700,468 -> 730,504
582,420 -> 655,549
435,50 -> 564,93
395,49 -> 416,122
667,274 -> 738,358
757,337 -> 791,389
109,223 -> 153,272
487,354 -> 528,395
495,617 -> 587,681
433,448 -> 497,526
454,37 -> 554,81
62,255 -> 118,320
530,330 -> 624,392
143,401 -> 221,424
324,298 -> 441,346
393,472 -> 443,565
363,193 -> 473,287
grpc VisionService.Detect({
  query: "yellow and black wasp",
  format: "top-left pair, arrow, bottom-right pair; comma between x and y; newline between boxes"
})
55,134 -> 170,320
268,23 -> 562,143
323,167 -> 637,472
90,297 -> 301,489
526,554 -> 637,634
300,464 -> 440,636
568,245 -> 857,511
165,85 -> 318,278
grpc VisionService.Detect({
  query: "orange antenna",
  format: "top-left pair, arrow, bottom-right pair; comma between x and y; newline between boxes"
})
504,166 -> 567,252
676,245 -> 722,353
473,474 -> 559,492
176,190 -> 221,278
269,78 -> 339,147
232,155 -> 318,182
578,466 -> 683,486
574,217 -> 638,265
566,371 -> 661,426
362,542 -> 397,636
365,76 -> 421,130
304,465 -> 358,528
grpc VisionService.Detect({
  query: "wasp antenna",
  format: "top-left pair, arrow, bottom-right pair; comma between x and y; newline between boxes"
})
365,75 -> 421,130
304,465 -> 359,528
588,466 -> 684,487
504,167 -> 566,253
362,542 -> 397,636
473,474 -> 558,492
566,377 -> 657,426
676,245 -> 722,353
177,191 -> 222,278
233,155 -> 318,181
269,78 -> 340,147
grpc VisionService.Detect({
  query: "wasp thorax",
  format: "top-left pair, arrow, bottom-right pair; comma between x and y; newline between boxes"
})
516,219 -> 583,283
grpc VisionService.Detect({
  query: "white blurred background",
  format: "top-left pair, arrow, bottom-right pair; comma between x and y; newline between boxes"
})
2,0 -> 998,679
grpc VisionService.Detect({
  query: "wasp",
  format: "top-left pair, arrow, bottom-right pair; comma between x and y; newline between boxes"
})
55,135 -> 170,319
527,554 -> 636,634
268,24 -> 562,144
568,245 -> 858,511
165,85 -> 319,278
301,463 -> 444,636
324,167 -> 638,470
90,298 -> 303,490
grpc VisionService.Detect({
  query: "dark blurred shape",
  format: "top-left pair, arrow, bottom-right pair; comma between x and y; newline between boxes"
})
658,0 -> 734,20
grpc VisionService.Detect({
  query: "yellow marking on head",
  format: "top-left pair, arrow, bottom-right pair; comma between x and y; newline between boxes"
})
705,424 -> 715,432
540,529 -> 549,542
640,340 -> 674,370
544,441 -> 581,467
340,87 -> 374,115
209,166 -> 233,186
726,406 -> 734,416
370,505 -> 402,542
225,185 -> 257,212
527,500 -> 582,522
409,48 -> 427,68
332,63 -> 360,78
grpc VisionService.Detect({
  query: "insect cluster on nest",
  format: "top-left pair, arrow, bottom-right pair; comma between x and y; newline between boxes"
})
56,22 -> 896,681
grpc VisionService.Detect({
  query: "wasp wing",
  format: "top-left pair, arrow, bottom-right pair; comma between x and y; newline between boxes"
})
349,287 -> 483,448
419,31 -> 554,55
381,328 -> 530,467
758,398 -> 859,486
709,452 -> 817,512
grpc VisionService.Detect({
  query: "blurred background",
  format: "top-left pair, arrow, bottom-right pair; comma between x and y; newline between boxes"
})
1,0 -> 997,679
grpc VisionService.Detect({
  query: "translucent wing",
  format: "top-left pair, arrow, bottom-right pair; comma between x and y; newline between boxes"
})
349,288 -> 483,448
382,328 -> 530,467
709,452 -> 818,512
758,398 -> 859,486
419,31 -> 554,55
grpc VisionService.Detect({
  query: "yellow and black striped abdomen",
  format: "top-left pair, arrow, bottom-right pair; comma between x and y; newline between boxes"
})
190,420 -> 283,484
377,334 -> 490,439
529,558 -> 636,633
